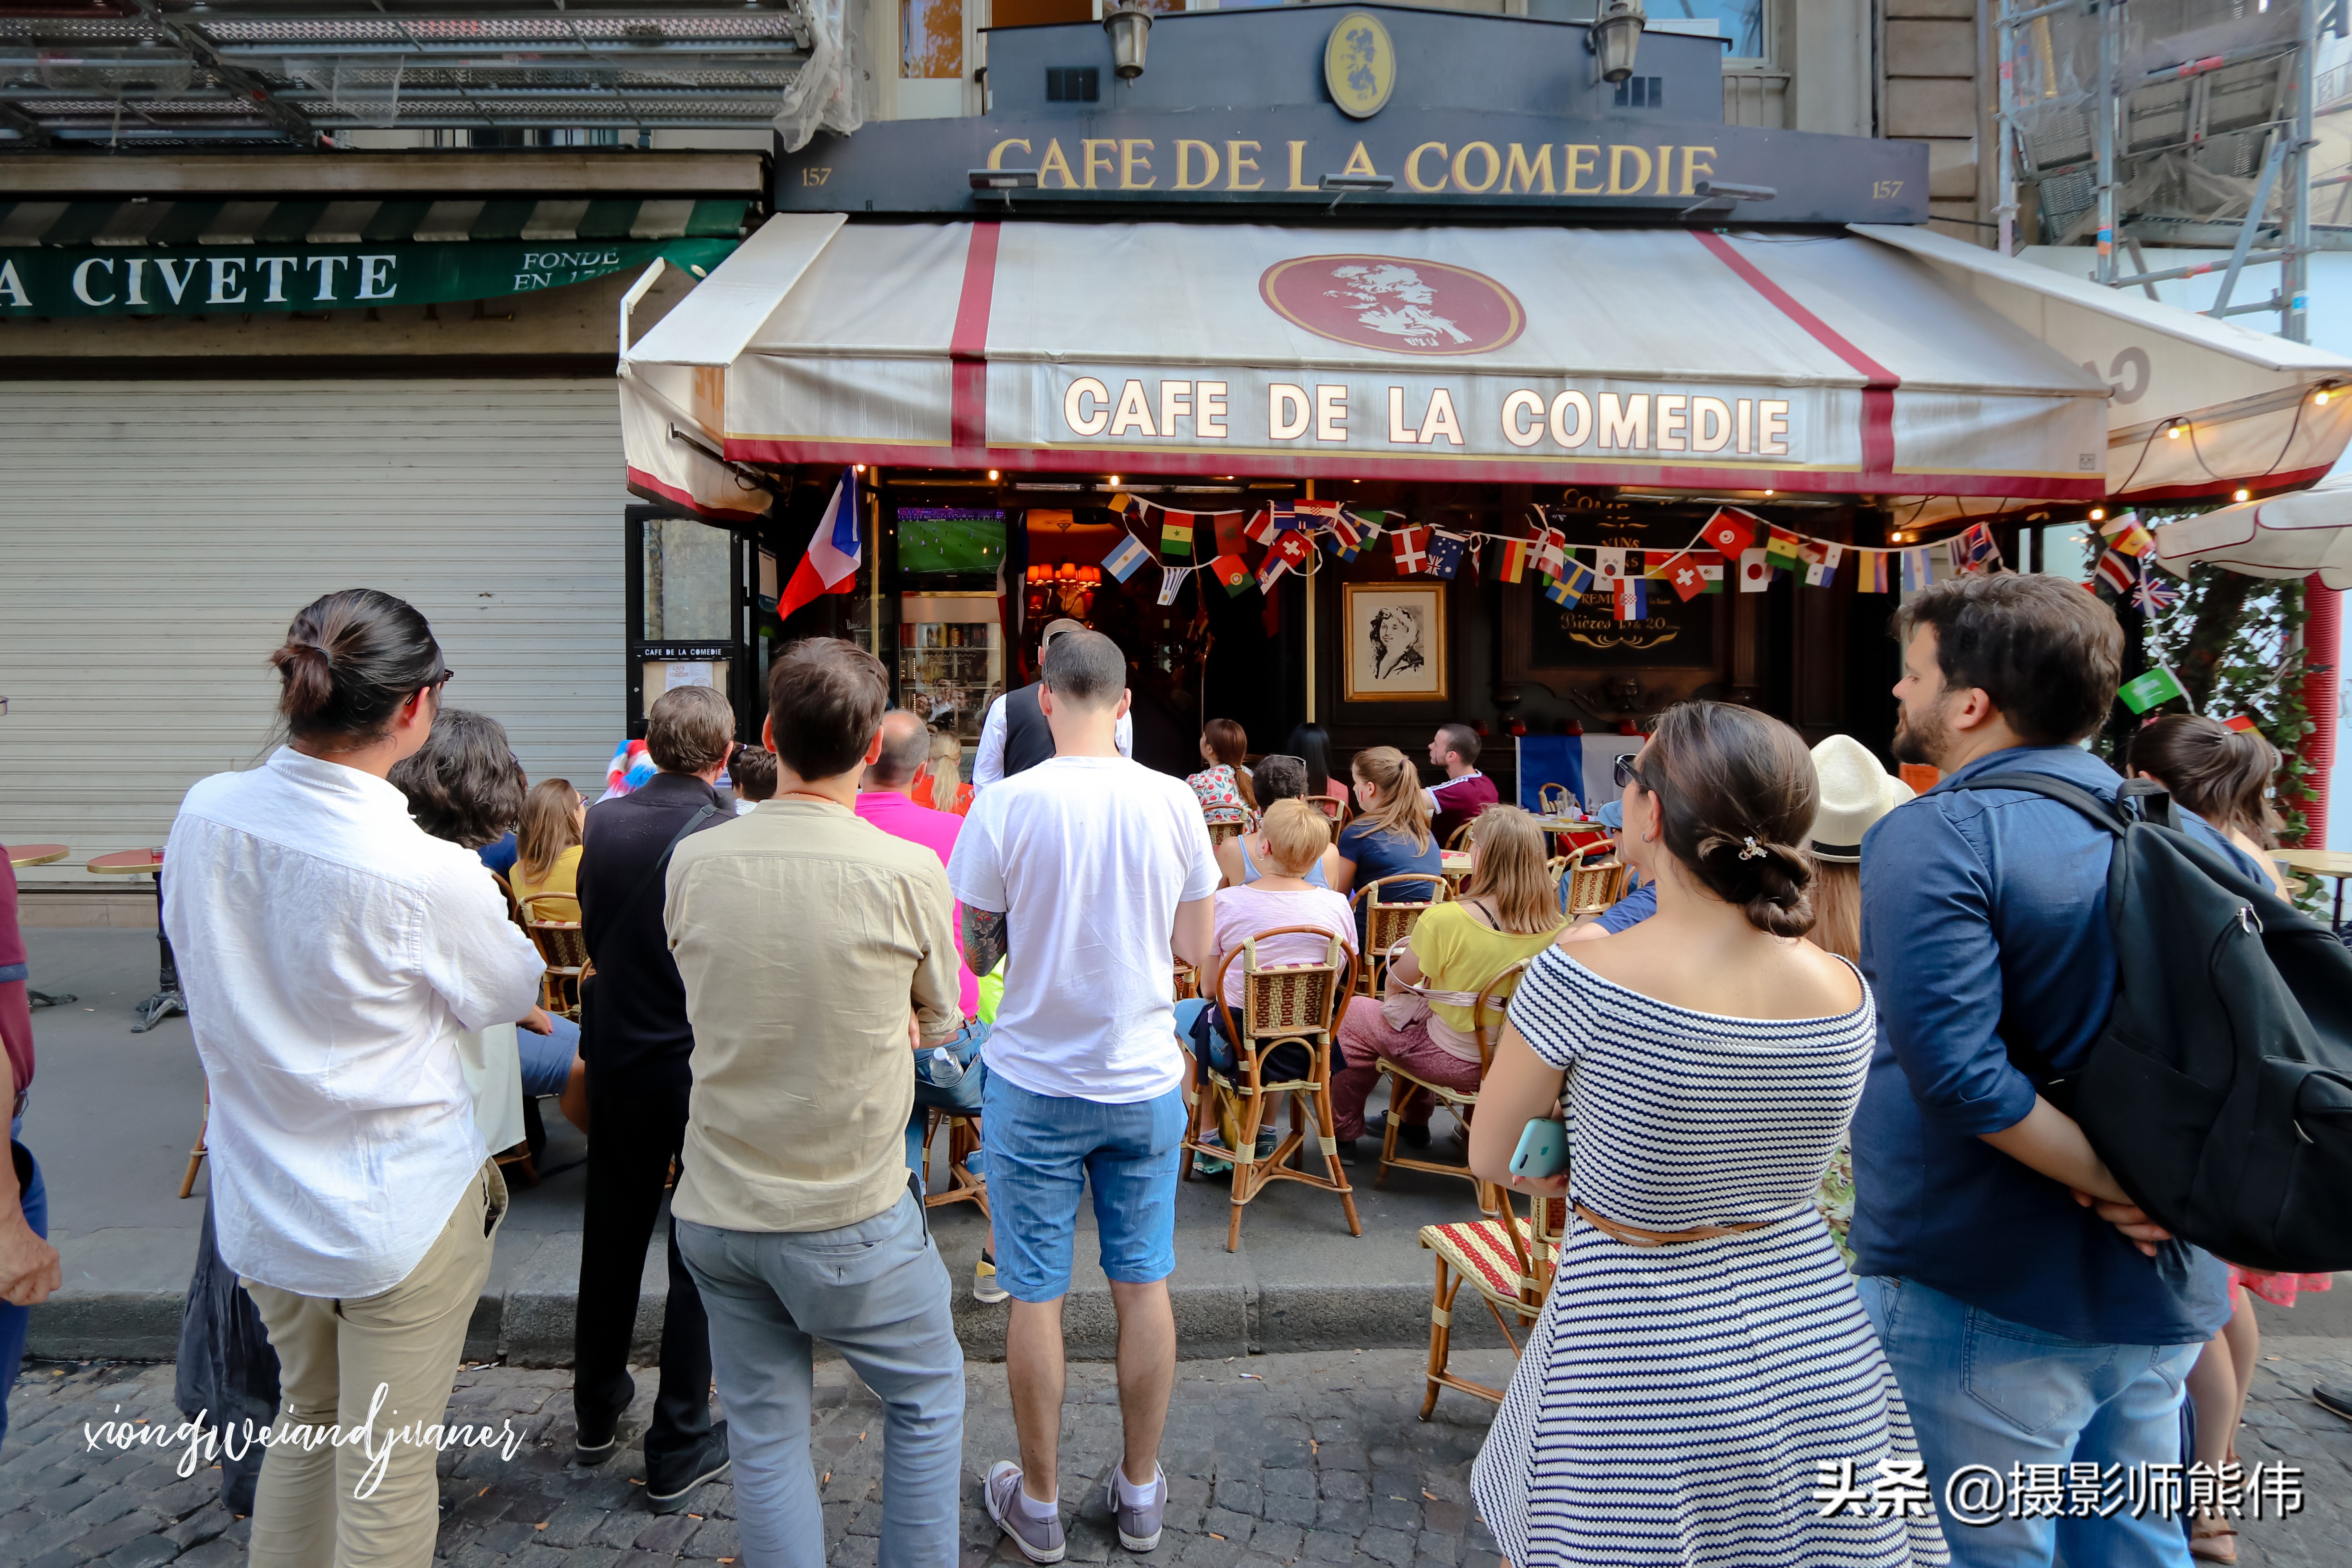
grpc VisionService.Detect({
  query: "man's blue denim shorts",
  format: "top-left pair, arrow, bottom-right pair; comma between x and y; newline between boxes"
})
979,1071 -> 1185,1303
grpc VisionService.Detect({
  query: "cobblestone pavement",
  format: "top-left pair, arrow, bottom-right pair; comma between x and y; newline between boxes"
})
1,1339 -> 2345,1568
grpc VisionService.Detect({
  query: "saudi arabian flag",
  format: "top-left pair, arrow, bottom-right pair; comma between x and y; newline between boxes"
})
2118,666 -> 2189,714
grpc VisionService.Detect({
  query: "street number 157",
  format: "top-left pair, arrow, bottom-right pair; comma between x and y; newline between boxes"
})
1872,179 -> 1904,198
801,167 -> 832,186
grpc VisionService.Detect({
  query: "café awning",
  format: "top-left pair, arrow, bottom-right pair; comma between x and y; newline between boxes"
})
619,214 -> 2352,520
2151,474 -> 2352,590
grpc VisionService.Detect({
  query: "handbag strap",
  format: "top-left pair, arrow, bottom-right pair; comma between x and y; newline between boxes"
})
590,801 -> 718,973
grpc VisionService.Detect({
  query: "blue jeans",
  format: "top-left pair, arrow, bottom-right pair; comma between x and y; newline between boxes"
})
981,1072 -> 1183,1302
1,1118 -> 43,1452
906,1021 -> 989,1179
1860,1274 -> 2199,1568
518,1013 -> 579,1100
676,1191 -> 964,1568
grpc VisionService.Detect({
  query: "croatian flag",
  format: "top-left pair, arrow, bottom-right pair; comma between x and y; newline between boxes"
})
776,468 -> 861,622
1613,575 -> 1648,621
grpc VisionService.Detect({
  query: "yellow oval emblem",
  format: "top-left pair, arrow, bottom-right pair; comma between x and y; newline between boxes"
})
1324,12 -> 1396,120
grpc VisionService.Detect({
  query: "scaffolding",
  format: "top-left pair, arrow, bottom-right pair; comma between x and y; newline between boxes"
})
1994,0 -> 2330,341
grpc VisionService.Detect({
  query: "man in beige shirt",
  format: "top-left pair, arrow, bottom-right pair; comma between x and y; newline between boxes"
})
664,637 -> 965,1568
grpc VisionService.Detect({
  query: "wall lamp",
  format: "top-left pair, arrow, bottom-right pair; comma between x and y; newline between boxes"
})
1319,172 -> 1394,212
1679,179 -> 1777,220
969,167 -> 1039,207
1589,0 -> 1646,85
1103,3 -> 1153,80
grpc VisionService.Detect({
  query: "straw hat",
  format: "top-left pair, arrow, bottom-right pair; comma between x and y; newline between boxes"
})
1808,735 -> 1914,864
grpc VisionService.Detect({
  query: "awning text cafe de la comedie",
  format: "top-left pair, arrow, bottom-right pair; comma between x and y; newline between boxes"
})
617,4 -> 2352,792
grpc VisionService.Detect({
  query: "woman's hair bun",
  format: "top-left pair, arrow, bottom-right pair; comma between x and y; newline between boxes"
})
269,639 -> 337,720
1640,703 -> 1821,938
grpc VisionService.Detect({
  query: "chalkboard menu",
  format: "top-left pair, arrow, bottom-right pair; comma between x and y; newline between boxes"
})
1534,507 -> 1717,671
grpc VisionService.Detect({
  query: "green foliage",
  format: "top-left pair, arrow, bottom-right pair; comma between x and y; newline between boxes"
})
2092,535 -> 2322,891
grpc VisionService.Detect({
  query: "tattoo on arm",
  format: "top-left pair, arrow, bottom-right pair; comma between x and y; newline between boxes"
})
963,906 -> 1009,976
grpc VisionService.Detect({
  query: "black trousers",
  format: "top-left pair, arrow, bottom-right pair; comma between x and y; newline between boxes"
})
573,1067 -> 712,1465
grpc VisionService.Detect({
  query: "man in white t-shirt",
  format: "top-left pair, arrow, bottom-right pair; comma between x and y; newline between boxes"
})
947,630 -> 1218,1563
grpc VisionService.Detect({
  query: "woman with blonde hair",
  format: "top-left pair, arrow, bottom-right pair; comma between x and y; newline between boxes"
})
1328,804 -> 1564,1160
1330,746 -> 1442,916
510,777 -> 585,922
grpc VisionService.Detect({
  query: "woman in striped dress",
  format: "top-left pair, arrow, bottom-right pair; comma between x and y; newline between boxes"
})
1467,702 -> 1946,1568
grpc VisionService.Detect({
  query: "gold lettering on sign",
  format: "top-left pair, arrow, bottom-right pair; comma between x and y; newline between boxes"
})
1120,140 -> 1156,190
1039,140 -> 1076,189
1082,140 -> 1118,190
1680,146 -> 1717,197
987,138 -> 1031,170
1607,145 -> 1652,196
1339,142 -> 1379,179
1452,142 -> 1501,194
1656,146 -> 1675,195
1405,142 -> 1450,193
1227,141 -> 1264,191
1565,145 -> 1602,195
1287,141 -> 1315,192
1174,140 -> 1220,191
1504,143 -> 1555,195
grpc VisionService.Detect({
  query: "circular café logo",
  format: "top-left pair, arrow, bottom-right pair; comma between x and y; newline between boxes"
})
1324,11 -> 1396,120
1259,255 -> 1525,356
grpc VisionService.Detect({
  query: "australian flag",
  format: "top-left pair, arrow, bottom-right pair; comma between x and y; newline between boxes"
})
1424,531 -> 1466,581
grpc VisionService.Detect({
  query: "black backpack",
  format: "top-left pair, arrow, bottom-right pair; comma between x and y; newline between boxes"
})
1967,773 -> 2352,1274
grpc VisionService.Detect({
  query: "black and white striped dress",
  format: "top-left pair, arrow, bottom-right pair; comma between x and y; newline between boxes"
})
1471,949 -> 1947,1568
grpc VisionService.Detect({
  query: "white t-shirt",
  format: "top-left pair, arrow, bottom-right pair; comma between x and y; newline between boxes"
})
949,755 -> 1220,1102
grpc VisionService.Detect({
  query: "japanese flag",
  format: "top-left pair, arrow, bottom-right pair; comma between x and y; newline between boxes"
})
1738,548 -> 1772,592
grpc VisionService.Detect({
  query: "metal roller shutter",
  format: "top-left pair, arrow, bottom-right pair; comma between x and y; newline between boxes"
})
0,379 -> 627,886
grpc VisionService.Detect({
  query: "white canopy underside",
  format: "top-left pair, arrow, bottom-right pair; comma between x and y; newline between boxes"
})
2153,475 -> 2352,590
620,214 -> 2352,521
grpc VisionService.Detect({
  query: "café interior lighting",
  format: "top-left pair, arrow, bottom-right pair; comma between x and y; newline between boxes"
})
2089,507 -> 2106,521
1103,2 -> 1153,80
2318,387 -> 2335,406
1588,0 -> 1646,85
2234,488 -> 2252,501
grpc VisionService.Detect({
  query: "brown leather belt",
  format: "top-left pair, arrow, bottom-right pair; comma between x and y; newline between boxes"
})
1574,1204 -> 1773,1247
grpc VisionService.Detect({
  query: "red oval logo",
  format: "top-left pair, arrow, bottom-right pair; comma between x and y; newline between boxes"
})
1259,254 -> 1525,356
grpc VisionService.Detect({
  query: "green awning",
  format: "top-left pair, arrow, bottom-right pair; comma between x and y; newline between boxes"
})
0,196 -> 747,318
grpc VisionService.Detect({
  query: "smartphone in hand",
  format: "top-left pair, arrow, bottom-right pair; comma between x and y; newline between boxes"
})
1509,1118 -> 1568,1181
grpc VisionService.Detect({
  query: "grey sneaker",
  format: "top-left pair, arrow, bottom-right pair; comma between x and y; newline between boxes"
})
984,1460 -> 1066,1564
1105,1465 -> 1167,1552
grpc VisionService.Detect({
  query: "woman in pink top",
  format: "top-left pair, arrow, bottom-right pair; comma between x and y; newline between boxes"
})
1173,801 -> 1356,1171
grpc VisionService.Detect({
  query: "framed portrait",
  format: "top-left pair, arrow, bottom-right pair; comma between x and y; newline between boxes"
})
1343,582 -> 1448,702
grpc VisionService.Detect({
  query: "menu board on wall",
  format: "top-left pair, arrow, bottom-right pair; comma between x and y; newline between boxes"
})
1535,505 -> 1717,671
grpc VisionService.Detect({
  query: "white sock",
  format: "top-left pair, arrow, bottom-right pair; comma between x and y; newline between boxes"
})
1114,1465 -> 1161,1506
1017,1483 -> 1060,1523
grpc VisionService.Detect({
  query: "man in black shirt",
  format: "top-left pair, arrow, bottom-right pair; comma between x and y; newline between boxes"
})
573,684 -> 735,1508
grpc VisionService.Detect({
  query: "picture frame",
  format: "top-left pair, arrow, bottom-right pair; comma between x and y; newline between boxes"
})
1343,581 -> 1448,703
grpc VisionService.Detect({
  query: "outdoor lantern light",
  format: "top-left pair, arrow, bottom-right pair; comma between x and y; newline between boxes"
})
1588,0 -> 1645,85
2318,387 -> 2335,405
1102,2 -> 1153,80
2089,507 -> 2106,522
2235,488 -> 2252,501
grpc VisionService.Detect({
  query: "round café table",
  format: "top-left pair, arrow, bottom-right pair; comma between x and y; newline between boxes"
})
89,848 -> 181,1031
4,845 -> 77,1007
2278,848 -> 2352,933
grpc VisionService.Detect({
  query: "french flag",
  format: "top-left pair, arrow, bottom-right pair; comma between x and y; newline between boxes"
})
777,468 -> 862,622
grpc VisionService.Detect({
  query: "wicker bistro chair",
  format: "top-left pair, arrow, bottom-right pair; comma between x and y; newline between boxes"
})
1374,959 -> 1531,1203
1179,927 -> 1362,1252
1564,858 -> 1630,923
1534,782 -> 1575,818
1348,874 -> 1448,998
1419,1179 -> 1569,1417
521,895 -> 588,1021
918,1106 -> 989,1217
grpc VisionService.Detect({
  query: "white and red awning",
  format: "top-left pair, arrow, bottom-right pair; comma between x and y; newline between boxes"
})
620,213 -> 2352,519
2152,475 -> 2352,590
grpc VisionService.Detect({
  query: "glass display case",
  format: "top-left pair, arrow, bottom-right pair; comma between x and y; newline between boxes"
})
898,592 -> 1004,743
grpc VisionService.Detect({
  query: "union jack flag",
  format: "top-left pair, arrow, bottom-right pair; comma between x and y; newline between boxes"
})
2131,569 -> 2183,615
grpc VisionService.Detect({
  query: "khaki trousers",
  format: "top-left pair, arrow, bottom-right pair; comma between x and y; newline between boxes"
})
241,1160 -> 507,1568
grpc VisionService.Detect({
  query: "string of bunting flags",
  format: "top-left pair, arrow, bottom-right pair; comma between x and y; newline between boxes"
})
1090,491 -> 2024,622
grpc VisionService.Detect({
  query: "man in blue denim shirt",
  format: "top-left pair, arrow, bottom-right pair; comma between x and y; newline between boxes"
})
1855,575 -> 2247,1568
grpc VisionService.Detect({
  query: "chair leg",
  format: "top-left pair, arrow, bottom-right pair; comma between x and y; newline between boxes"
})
1227,1090 -> 1269,1253
1423,1255 -> 1462,1421
1310,1082 -> 1362,1238
1377,1078 -> 1420,1188
178,1103 -> 209,1200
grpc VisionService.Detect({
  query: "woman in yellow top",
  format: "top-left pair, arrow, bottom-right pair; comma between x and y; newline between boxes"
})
510,777 -> 585,921
1329,805 -> 1565,1159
